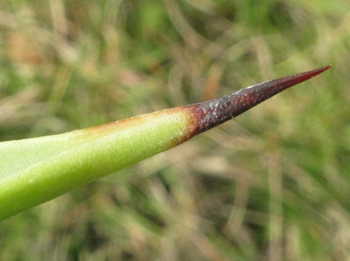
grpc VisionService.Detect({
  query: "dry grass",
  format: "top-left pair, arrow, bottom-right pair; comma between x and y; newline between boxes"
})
0,0 -> 349,260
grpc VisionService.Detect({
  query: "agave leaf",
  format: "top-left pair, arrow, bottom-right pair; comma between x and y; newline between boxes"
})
0,65 -> 330,221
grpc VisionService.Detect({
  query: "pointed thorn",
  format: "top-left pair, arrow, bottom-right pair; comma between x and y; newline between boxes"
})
187,65 -> 331,135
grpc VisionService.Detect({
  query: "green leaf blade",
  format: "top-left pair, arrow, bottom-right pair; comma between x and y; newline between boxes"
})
0,65 -> 330,221
0,108 -> 195,220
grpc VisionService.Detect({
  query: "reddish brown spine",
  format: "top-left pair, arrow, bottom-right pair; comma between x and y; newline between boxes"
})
186,65 -> 331,135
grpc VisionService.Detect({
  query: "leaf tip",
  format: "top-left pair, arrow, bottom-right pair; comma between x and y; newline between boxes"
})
185,65 -> 331,136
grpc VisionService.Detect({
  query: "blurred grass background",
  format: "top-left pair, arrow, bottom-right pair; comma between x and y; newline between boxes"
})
0,0 -> 349,260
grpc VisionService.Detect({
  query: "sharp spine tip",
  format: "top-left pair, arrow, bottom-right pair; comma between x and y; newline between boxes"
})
188,65 -> 331,135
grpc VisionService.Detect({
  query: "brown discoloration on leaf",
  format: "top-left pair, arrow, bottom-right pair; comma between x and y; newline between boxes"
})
78,107 -> 197,148
76,66 -> 330,145
185,65 -> 331,136
82,107 -> 183,135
